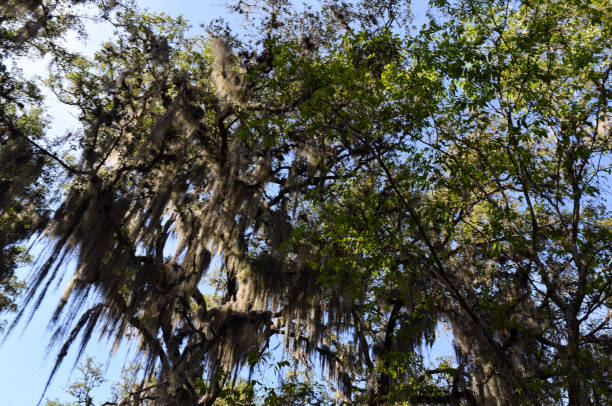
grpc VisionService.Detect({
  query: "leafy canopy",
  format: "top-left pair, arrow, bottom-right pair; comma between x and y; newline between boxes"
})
1,0 -> 610,405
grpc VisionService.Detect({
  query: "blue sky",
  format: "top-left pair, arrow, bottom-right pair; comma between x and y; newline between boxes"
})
0,1 -> 448,404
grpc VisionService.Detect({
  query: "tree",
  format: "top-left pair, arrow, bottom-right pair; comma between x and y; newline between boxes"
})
0,0 -> 49,327
64,357 -> 106,405
1,0 -> 610,405
301,0 -> 611,403
44,357 -> 159,406
1,0 -> 120,329
406,1 -> 612,403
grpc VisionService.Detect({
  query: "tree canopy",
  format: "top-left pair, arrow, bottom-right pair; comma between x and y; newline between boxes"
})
1,0 -> 610,405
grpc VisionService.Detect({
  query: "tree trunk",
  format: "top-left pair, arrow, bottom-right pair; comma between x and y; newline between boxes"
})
567,320 -> 582,406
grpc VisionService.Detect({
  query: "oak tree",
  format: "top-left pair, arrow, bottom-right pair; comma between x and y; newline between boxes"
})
1,0 -> 610,405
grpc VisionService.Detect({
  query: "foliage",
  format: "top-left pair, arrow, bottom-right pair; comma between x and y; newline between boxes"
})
0,0 -> 123,332
44,357 -> 157,406
2,0 -> 611,405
